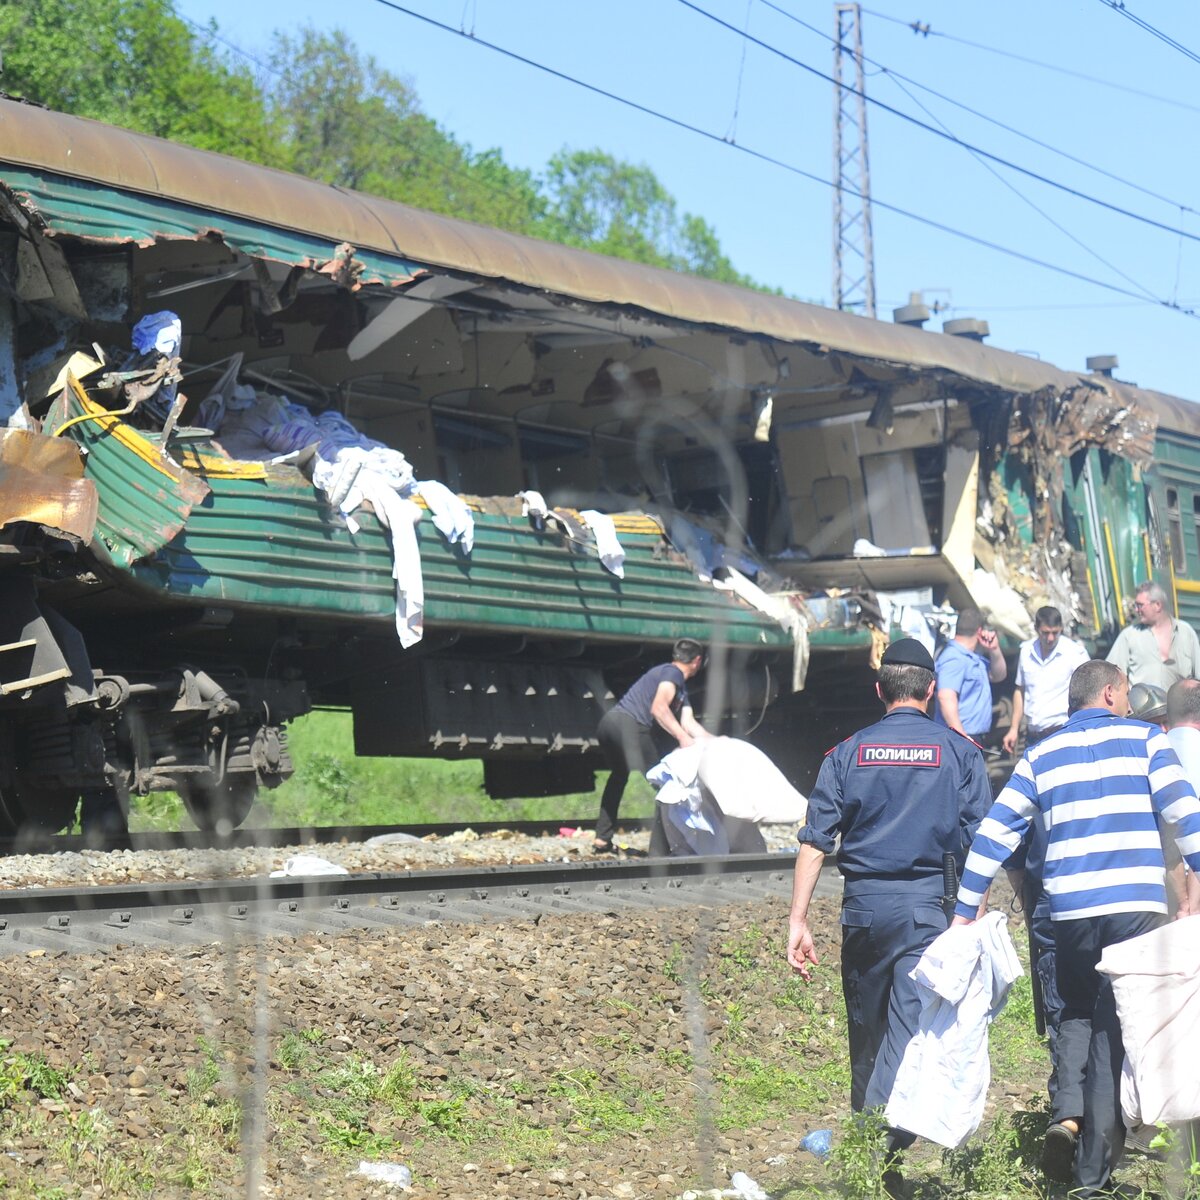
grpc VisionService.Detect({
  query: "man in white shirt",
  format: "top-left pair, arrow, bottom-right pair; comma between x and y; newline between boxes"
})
1002,606 -> 1090,755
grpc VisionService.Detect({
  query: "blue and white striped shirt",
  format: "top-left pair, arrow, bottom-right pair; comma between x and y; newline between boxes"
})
955,708 -> 1200,921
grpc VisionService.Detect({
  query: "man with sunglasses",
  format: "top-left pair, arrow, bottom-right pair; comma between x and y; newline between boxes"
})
1106,580 -> 1200,689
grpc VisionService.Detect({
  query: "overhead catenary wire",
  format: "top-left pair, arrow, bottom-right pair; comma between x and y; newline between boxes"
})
676,0 -> 1200,248
882,72 -> 1162,305
368,0 -> 1196,317
1093,0 -> 1200,69
860,6 -> 1200,115
759,0 -> 1199,217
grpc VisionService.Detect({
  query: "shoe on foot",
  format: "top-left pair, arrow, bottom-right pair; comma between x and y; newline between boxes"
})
1126,1122 -> 1165,1160
881,1167 -> 905,1199
1041,1121 -> 1078,1183
591,839 -> 614,854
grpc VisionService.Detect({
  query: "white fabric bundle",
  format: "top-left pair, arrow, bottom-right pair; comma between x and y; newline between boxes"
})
1098,917 -> 1200,1125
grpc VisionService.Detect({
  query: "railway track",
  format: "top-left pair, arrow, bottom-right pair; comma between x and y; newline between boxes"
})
0,851 -> 834,956
0,817 -> 651,857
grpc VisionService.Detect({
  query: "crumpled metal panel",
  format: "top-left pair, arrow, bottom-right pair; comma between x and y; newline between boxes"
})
0,427 -> 98,542
49,377 -> 209,567
1008,383 -> 1158,471
0,99 -> 1189,409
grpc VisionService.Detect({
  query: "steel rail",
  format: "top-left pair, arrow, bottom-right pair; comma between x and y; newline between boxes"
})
0,852 -> 833,956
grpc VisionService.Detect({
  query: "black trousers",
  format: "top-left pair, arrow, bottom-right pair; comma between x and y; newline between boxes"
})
1053,910 -> 1166,1196
839,878 -> 949,1142
595,708 -> 670,853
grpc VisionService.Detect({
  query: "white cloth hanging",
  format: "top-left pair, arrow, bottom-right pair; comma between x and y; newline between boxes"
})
885,912 -> 1023,1148
355,472 -> 424,649
416,478 -> 474,553
580,509 -> 626,578
518,489 -> 548,520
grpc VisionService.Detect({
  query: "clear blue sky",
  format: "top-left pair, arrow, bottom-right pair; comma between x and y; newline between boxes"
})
175,0 -> 1200,400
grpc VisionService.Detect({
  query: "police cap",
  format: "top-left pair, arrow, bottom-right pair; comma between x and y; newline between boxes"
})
880,637 -> 935,672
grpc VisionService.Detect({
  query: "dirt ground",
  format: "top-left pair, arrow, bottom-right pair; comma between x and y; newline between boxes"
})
0,884 -> 1056,1200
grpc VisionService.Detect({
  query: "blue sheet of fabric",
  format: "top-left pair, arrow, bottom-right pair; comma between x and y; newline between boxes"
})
131,310 -> 182,356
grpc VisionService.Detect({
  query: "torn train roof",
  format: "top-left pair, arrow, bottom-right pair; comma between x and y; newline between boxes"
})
0,98 -> 1195,432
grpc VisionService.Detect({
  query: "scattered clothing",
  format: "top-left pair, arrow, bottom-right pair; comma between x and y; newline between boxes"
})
711,567 -> 810,692
518,489 -> 549,526
131,310 -> 182,357
356,475 -> 424,648
415,478 -> 474,553
580,509 -> 625,577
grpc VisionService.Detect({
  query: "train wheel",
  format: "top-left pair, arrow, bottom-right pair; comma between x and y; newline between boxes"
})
181,776 -> 257,834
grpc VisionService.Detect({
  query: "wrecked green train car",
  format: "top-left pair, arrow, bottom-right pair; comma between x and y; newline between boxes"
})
0,98 -> 1195,834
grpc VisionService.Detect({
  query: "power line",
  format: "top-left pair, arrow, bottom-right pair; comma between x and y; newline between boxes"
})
943,300 -> 1200,313
861,7 -> 1200,114
677,0 -> 1200,248
368,0 -> 1196,318
758,0 -> 1198,216
1093,0 -> 1200,68
882,71 -> 1162,305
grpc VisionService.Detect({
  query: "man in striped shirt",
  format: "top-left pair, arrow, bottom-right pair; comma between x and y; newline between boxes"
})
952,659 -> 1200,1197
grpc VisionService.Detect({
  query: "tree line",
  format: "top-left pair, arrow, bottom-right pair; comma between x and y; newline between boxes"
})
0,0 -> 766,289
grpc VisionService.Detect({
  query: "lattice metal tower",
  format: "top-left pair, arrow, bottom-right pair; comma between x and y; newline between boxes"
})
832,2 -> 876,317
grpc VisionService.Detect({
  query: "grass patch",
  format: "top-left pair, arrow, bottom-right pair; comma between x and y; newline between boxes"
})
717,1055 -> 839,1126
0,1040 -> 69,1106
548,1067 -> 661,1137
941,1109 -> 1044,1196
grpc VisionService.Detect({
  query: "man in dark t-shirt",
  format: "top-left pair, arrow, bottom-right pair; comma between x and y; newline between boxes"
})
594,638 -> 709,854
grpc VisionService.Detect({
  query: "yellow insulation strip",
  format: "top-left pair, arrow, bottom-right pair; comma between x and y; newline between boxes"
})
1104,521 -> 1124,624
64,379 -> 267,482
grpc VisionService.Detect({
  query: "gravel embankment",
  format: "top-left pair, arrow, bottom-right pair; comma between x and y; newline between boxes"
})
0,826 -> 853,1200
0,825 -> 803,891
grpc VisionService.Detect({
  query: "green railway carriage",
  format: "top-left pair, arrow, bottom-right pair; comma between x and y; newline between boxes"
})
0,99 -> 1196,834
1141,391 -> 1200,630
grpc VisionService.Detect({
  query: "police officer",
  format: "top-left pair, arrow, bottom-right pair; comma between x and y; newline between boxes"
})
786,637 -> 993,1182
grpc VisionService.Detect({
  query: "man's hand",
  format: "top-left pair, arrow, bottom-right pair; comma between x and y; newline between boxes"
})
787,918 -> 819,980
977,628 -> 999,653
1001,726 -> 1019,755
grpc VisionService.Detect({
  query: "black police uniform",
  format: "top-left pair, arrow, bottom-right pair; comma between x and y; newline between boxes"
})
797,706 -> 992,1125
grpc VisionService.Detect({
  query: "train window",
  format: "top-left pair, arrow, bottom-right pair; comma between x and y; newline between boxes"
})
1167,488 -> 1186,571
